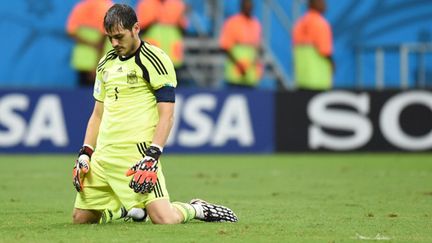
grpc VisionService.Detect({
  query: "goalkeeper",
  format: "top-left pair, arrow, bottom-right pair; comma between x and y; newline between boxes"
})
72,3 -> 237,224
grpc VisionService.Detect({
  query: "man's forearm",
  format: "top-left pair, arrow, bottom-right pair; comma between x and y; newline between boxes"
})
151,115 -> 173,148
69,33 -> 103,49
83,114 -> 101,148
223,49 -> 238,65
83,102 -> 104,148
152,103 -> 174,148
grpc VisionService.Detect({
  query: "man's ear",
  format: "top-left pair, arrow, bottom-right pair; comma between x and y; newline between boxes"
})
133,22 -> 140,34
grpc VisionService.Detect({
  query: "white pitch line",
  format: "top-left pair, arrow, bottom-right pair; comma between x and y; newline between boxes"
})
354,233 -> 392,241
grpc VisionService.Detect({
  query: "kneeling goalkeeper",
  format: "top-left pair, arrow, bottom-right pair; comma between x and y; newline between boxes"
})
72,3 -> 237,224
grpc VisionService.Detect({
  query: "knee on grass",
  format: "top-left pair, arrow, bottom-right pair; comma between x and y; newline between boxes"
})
149,213 -> 182,224
72,209 -> 101,224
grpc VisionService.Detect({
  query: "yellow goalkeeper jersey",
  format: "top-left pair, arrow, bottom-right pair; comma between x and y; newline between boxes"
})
93,41 -> 177,150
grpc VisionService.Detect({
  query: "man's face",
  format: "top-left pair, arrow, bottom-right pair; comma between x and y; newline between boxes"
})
106,24 -> 139,57
241,0 -> 253,16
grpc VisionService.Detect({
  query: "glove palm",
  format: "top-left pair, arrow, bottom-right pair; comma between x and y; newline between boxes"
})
72,145 -> 93,192
126,146 -> 162,194
73,155 -> 90,192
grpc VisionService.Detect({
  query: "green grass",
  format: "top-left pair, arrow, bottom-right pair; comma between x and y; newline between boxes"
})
0,154 -> 431,242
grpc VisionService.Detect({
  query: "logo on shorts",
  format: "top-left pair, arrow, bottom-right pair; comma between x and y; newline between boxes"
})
127,70 -> 138,84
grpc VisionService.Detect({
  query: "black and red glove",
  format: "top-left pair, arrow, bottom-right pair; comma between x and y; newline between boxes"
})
126,146 -> 162,194
72,145 -> 93,192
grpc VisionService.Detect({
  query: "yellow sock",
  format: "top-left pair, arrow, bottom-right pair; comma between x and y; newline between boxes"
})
99,207 -> 127,224
172,202 -> 196,223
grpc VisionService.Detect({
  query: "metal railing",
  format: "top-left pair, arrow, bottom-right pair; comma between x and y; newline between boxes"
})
356,43 -> 432,90
183,0 -> 300,89
261,0 -> 296,89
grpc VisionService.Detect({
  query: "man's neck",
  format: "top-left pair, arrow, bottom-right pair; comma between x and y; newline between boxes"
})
309,8 -> 323,14
123,39 -> 141,58
131,39 -> 141,53
241,12 -> 252,18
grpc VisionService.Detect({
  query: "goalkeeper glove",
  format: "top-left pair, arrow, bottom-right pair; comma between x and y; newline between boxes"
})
126,145 -> 162,194
72,145 -> 94,192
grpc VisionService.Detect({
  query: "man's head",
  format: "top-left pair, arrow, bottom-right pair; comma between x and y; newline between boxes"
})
309,0 -> 326,13
104,4 -> 140,57
241,0 -> 253,17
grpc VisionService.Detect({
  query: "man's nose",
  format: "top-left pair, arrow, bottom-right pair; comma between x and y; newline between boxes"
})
111,38 -> 119,47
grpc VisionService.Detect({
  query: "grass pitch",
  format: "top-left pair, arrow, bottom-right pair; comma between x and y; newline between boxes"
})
0,154 -> 431,242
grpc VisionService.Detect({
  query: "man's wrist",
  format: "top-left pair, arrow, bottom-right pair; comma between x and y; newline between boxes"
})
79,144 -> 94,158
150,143 -> 163,153
146,144 -> 162,160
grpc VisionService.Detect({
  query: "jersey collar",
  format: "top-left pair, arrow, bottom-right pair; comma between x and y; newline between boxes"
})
119,41 -> 143,61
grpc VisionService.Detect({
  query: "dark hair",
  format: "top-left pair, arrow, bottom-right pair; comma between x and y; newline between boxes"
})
308,0 -> 320,7
104,4 -> 137,33
241,0 -> 252,7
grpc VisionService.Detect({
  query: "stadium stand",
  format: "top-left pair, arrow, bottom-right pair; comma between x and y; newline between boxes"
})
0,0 -> 431,89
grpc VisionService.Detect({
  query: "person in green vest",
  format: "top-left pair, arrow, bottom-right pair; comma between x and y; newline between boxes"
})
292,0 -> 334,90
66,0 -> 113,86
136,0 -> 187,69
219,0 -> 263,88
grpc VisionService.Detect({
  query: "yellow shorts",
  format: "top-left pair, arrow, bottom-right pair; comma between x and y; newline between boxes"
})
74,143 -> 170,211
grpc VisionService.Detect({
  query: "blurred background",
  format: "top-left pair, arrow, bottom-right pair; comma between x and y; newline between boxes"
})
0,0 -> 431,154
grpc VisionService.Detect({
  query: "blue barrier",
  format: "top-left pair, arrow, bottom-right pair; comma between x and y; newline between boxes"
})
0,89 -> 274,153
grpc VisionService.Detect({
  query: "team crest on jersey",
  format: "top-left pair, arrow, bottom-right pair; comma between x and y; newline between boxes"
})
127,70 -> 138,84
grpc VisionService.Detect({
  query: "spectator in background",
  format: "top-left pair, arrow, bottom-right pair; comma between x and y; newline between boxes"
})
219,0 -> 263,88
292,0 -> 334,90
67,0 -> 113,86
135,0 -> 187,71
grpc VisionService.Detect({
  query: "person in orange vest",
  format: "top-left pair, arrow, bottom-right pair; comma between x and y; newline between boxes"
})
219,0 -> 263,88
66,0 -> 113,86
135,0 -> 187,69
292,0 -> 334,90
